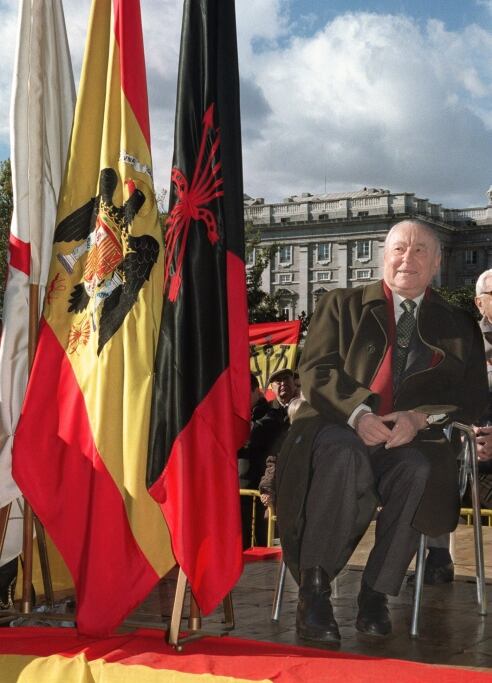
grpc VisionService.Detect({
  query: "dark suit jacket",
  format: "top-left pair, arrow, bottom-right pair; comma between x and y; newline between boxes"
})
277,281 -> 488,579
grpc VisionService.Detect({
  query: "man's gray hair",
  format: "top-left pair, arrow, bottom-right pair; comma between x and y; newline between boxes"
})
475,269 -> 492,296
385,219 -> 441,256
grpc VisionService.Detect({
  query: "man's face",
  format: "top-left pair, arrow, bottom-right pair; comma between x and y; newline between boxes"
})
383,222 -> 441,299
271,373 -> 297,405
475,276 -> 492,323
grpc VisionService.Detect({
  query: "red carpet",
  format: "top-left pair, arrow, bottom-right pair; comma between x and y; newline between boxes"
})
243,547 -> 282,562
0,627 -> 490,682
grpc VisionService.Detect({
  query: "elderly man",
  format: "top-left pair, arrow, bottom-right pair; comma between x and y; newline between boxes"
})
276,219 -> 488,643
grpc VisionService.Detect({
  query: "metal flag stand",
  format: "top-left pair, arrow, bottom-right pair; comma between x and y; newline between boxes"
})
166,567 -> 235,651
0,284 -> 56,624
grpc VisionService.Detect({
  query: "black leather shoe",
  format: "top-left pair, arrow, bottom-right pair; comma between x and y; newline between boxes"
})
407,560 -> 454,586
296,566 -> 341,643
356,581 -> 392,636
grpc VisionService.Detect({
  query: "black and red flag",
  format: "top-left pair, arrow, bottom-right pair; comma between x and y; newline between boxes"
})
147,0 -> 250,613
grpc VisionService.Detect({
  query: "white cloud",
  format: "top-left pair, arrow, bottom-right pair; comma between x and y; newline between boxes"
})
1,2 -> 492,209
241,12 -> 492,206
0,1 -> 21,154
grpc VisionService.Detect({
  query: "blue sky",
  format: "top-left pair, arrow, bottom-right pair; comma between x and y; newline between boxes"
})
0,0 -> 491,209
297,1 -> 489,32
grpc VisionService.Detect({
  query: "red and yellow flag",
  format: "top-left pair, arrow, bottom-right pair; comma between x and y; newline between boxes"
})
12,0 -> 174,636
249,321 -> 302,392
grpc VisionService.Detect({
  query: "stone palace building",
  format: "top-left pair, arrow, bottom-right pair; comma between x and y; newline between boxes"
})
244,186 -> 492,319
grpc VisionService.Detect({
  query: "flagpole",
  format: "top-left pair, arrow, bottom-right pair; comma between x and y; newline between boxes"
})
19,284 -> 39,612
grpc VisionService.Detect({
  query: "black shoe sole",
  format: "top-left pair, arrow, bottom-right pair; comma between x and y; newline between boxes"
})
297,624 -> 341,643
356,617 -> 391,637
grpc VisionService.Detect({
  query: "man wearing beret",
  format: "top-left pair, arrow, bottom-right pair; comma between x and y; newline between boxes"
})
276,219 -> 488,642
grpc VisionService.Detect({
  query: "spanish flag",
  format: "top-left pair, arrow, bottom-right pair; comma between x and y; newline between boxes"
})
12,0 -> 174,636
147,0 -> 250,614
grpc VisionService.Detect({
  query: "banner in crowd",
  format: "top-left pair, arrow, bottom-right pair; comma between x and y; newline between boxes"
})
147,0 -> 250,614
0,0 -> 75,566
13,0 -> 174,636
249,320 -> 302,390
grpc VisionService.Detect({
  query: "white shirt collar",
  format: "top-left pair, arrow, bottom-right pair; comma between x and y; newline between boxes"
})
392,291 -> 424,322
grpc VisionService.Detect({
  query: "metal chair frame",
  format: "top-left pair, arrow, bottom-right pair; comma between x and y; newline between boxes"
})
410,421 -> 487,637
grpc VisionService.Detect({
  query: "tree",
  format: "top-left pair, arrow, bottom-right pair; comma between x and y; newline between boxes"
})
245,221 -> 285,323
436,285 -> 477,318
0,159 -> 12,317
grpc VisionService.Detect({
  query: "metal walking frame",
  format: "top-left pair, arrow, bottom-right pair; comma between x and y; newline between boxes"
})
410,421 -> 487,637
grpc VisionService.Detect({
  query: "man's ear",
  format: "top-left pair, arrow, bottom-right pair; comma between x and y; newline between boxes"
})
476,296 -> 484,315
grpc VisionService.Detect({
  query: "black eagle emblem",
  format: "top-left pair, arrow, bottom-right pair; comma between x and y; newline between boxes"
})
54,167 -> 159,355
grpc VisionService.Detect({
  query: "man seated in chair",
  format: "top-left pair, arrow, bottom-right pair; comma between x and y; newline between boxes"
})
276,219 -> 488,643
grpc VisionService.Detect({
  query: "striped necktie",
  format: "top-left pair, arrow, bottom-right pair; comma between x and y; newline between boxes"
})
394,299 -> 417,382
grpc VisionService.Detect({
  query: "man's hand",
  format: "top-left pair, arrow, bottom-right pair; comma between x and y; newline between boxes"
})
473,425 -> 492,461
382,411 -> 428,449
260,493 -> 272,507
355,411 -> 393,446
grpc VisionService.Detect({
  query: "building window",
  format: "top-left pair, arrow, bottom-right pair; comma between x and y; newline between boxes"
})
279,273 -> 292,284
279,245 -> 292,266
464,276 -> 475,286
355,240 -> 371,261
355,269 -> 372,280
281,306 -> 291,320
358,211 -> 369,217
316,242 -> 331,262
246,248 -> 255,266
465,249 -> 478,265
317,271 -> 332,282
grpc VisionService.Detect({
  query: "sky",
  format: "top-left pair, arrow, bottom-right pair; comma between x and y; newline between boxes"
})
0,1 -> 492,209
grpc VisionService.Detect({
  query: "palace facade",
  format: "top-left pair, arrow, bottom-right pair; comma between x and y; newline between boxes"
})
244,186 -> 492,319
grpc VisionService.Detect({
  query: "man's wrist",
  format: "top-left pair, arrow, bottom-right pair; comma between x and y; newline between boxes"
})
353,409 -> 372,431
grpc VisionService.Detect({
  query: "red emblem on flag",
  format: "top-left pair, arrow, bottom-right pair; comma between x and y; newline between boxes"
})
164,103 -> 223,302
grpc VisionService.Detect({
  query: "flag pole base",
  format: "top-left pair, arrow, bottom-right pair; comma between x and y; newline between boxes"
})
166,567 -> 235,650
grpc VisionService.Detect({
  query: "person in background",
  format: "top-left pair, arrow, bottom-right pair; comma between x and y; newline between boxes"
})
239,369 -> 298,547
417,268 -> 492,585
259,396 -> 306,509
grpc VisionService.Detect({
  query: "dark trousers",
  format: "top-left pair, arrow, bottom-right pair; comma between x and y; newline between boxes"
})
300,423 -> 431,595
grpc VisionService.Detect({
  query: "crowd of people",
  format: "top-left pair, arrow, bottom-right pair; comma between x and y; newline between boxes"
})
239,219 -> 492,645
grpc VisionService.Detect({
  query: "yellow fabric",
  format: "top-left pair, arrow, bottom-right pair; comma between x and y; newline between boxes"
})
16,533 -> 73,597
42,1 -> 173,576
250,343 -> 298,392
0,654 -> 272,683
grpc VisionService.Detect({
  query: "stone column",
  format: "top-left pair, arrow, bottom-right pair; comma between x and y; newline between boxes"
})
261,258 -> 271,293
338,241 -> 348,287
487,247 -> 492,269
298,245 -> 309,314
377,240 -> 386,280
